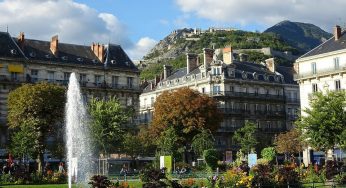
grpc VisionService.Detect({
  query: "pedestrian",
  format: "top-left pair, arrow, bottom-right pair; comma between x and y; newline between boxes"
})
58,162 -> 65,173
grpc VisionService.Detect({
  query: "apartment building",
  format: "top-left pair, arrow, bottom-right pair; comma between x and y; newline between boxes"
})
0,31 -> 141,156
294,25 -> 346,165
139,47 -> 300,156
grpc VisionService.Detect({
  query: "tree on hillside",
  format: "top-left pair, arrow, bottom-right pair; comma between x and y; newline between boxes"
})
296,90 -> 346,156
233,120 -> 258,154
8,83 -> 65,173
275,128 -> 303,160
89,97 -> 133,156
150,87 -> 222,145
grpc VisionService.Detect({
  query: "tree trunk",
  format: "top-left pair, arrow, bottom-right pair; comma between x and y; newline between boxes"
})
37,152 -> 44,174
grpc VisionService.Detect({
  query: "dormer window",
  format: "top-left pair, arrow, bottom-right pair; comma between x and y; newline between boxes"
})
29,52 -> 36,57
125,61 -> 129,66
10,49 -> 17,55
45,54 -> 52,59
61,56 -> 68,61
242,71 -> 247,79
253,72 -> 258,80
274,75 -> 280,82
77,57 -> 83,62
92,59 -> 98,63
111,60 -> 116,64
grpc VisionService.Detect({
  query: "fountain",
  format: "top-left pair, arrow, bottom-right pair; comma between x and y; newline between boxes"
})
65,72 -> 93,188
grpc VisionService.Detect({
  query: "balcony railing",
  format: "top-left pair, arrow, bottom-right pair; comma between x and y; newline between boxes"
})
294,67 -> 346,80
0,75 -> 140,90
218,108 -> 285,117
210,91 -> 285,101
217,126 -> 286,133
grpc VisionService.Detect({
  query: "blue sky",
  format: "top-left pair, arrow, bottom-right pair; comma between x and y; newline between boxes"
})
0,0 -> 345,60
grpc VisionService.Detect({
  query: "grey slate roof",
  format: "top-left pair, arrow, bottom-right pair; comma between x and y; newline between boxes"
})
143,60 -> 297,93
299,31 -> 346,58
0,31 -> 137,71
0,32 -> 25,59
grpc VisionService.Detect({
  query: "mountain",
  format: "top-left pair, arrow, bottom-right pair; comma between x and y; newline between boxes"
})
264,20 -> 332,53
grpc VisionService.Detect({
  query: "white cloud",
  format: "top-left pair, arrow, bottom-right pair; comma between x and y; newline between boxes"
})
0,0 -> 151,59
175,0 -> 346,32
128,37 -> 157,60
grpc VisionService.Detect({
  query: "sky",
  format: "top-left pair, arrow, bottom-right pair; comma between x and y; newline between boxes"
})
0,0 -> 346,60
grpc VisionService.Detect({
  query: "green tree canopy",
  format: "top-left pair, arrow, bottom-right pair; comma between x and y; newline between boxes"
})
233,120 -> 258,154
88,97 -> 133,156
261,147 -> 276,162
191,129 -> 215,158
8,82 -> 65,172
296,90 -> 346,152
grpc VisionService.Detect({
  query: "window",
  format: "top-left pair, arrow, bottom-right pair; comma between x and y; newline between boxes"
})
127,77 -> 133,88
11,72 -> 18,81
213,85 -> 220,94
312,83 -> 318,93
201,87 -> 205,93
311,62 -> 317,74
230,86 -> 234,92
47,71 -> 54,82
334,57 -> 340,70
126,97 -> 133,106
31,69 -> 38,76
244,103 -> 248,111
276,89 -> 280,96
213,67 -> 220,75
63,72 -> 70,81
79,74 -> 86,82
266,104 -> 270,112
95,75 -> 102,85
335,80 -> 341,90
255,104 -> 258,111
112,76 -> 118,88
150,97 -> 154,106
255,88 -> 259,95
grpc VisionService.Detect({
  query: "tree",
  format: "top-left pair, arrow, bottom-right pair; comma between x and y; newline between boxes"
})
10,124 -> 37,162
191,129 -> 215,158
8,83 -> 65,173
233,120 -> 258,154
88,97 -> 133,156
123,133 -> 142,159
275,129 -> 303,160
296,90 -> 346,155
156,127 -> 184,160
150,87 -> 222,145
203,149 -> 219,170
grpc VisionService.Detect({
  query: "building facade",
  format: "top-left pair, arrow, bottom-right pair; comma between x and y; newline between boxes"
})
294,25 -> 346,165
0,32 -> 141,156
139,47 -> 300,157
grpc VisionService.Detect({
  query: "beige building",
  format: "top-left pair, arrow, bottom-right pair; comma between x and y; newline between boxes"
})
139,47 -> 300,157
0,32 -> 140,156
294,25 -> 346,165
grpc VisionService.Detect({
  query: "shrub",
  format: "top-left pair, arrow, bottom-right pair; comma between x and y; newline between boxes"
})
261,147 -> 276,162
140,167 -> 168,188
203,149 -> 219,170
88,175 -> 112,188
301,165 -> 325,183
275,165 -> 300,186
251,164 -> 275,187
222,168 -> 253,187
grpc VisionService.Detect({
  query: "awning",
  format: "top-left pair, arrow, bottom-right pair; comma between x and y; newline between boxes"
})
8,64 -> 24,73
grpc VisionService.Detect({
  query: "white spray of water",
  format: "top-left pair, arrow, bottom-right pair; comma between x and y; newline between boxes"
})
65,72 -> 93,188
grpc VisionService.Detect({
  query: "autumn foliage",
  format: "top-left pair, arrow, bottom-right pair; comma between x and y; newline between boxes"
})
150,87 -> 222,142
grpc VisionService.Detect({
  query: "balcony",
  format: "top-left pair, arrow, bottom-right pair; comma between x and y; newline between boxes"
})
140,104 -> 154,110
0,75 -> 140,90
286,98 -> 300,103
210,91 -> 285,101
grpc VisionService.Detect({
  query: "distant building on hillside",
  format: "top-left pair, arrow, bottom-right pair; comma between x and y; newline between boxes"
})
139,46 -> 300,158
0,31 -> 140,157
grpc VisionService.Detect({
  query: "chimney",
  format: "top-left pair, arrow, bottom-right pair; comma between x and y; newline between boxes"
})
203,48 -> 214,70
50,35 -> 59,56
17,32 -> 25,49
91,42 -> 105,62
223,47 -> 233,64
163,65 -> 173,80
186,53 -> 198,74
334,25 -> 342,41
265,58 -> 276,72
155,75 -> 161,86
